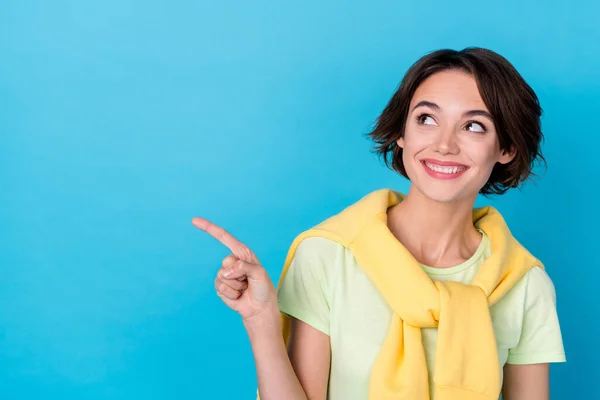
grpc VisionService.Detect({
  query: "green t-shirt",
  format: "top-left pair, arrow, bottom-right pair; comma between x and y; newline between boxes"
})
277,231 -> 566,400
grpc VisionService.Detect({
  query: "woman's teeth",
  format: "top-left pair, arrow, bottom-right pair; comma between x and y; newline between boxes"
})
424,162 -> 467,174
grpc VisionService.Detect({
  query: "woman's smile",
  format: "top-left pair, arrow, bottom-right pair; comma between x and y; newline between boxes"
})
421,158 -> 469,180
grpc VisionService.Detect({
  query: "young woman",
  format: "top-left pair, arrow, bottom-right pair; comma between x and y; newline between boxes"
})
193,47 -> 566,400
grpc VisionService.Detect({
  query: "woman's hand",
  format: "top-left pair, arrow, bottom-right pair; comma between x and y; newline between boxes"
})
192,217 -> 278,322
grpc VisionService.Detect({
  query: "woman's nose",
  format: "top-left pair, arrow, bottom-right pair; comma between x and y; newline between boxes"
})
434,128 -> 460,155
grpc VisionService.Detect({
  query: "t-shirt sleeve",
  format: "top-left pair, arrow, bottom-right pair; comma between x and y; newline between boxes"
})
276,237 -> 334,336
506,266 -> 566,364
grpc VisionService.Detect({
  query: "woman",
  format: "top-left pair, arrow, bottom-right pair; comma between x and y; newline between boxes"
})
193,48 -> 566,400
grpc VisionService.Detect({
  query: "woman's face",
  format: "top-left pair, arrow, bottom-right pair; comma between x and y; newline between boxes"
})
397,70 -> 515,204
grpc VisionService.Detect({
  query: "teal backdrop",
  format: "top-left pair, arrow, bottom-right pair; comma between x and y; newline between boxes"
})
1,1 -> 598,398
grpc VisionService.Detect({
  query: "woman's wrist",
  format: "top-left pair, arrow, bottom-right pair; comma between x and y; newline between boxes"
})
243,305 -> 282,337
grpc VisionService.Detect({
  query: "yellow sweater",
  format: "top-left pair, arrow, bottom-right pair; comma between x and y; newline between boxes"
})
267,189 -> 541,400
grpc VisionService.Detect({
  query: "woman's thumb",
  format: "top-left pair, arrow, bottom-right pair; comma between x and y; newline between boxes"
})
221,259 -> 250,280
222,259 -> 268,281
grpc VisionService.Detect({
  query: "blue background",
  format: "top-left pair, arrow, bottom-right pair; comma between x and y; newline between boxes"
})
1,1 -> 598,398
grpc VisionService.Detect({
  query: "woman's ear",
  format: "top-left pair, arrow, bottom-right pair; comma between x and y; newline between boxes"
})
498,146 -> 516,164
396,137 -> 405,148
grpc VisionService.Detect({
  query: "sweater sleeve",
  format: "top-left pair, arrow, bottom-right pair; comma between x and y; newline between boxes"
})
506,266 -> 566,364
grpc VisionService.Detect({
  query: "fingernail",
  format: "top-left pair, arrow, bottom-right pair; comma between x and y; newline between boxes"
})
222,268 -> 232,278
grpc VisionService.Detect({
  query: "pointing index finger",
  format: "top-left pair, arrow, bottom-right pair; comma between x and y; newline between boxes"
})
192,217 -> 258,263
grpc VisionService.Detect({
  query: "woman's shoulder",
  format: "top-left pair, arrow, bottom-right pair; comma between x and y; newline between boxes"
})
523,265 -> 557,300
503,265 -> 555,295
293,236 -> 347,265
496,265 -> 557,315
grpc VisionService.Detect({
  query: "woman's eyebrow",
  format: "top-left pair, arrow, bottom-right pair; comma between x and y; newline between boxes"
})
412,100 -> 440,112
412,100 -> 493,121
463,109 -> 493,121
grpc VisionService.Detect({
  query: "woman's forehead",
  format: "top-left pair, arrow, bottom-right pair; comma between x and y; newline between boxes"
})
410,70 -> 489,112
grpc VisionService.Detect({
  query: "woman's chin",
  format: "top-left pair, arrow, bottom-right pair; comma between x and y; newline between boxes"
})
411,183 -> 477,205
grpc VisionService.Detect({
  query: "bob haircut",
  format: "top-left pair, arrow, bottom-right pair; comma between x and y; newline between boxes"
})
368,47 -> 546,195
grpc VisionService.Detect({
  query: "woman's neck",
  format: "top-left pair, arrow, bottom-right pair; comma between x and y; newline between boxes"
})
387,186 -> 482,268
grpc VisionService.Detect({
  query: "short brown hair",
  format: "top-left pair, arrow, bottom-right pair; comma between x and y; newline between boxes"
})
368,47 -> 546,195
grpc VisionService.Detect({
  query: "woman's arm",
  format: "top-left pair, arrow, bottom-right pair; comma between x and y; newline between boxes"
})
502,363 -> 549,400
193,218 -> 331,400
244,310 -> 308,400
245,312 -> 330,400
287,317 -> 331,399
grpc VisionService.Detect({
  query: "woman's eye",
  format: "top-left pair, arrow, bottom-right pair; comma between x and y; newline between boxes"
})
466,121 -> 486,133
418,115 -> 437,125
